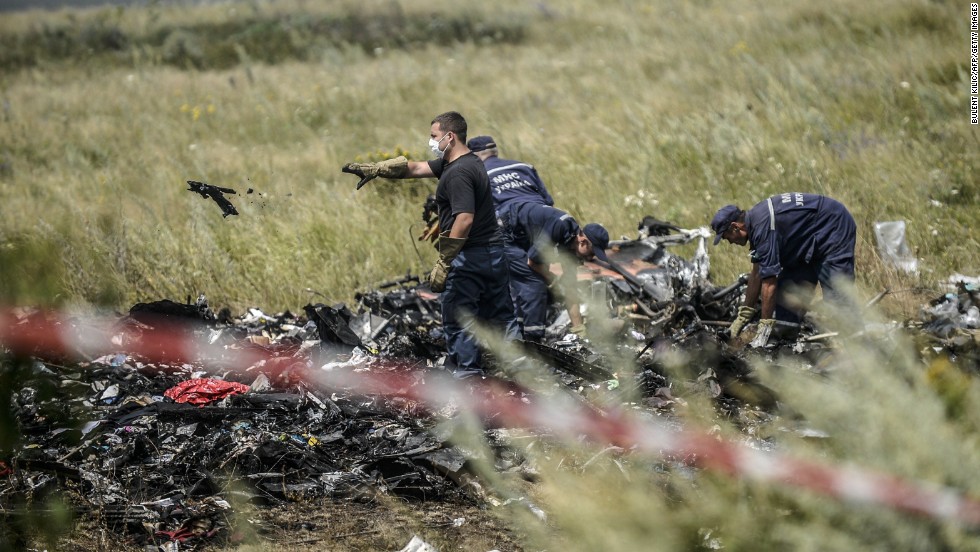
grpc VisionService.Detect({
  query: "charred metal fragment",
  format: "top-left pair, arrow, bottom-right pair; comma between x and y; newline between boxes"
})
303,303 -> 362,347
128,296 -> 216,327
638,215 -> 682,238
187,180 -> 239,217
522,340 -> 615,382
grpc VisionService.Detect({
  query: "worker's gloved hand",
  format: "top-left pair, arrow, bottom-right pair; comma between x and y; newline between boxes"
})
342,156 -> 408,183
427,234 -> 467,292
436,235 -> 466,261
569,323 -> 587,337
427,258 -> 451,292
729,306 -> 757,338
749,319 -> 776,348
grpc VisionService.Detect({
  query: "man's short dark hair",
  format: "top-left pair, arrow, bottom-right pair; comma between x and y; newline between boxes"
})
431,111 -> 468,144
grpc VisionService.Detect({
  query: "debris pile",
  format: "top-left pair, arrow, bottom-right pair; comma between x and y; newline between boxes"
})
912,280 -> 980,371
3,216 -> 980,548
3,314 -> 479,548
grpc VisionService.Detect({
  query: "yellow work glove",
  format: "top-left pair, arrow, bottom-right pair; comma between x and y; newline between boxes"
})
729,306 -> 757,338
427,235 -> 467,292
570,323 -> 587,337
427,258 -> 451,293
342,156 -> 409,188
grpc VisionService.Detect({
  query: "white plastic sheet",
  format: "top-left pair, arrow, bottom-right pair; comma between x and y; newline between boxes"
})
874,220 -> 918,274
396,535 -> 438,552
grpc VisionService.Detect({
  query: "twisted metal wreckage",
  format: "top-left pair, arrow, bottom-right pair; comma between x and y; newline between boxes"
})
2,207 -> 980,549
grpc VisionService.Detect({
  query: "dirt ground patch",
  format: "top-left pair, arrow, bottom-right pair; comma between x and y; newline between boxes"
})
50,497 -> 526,551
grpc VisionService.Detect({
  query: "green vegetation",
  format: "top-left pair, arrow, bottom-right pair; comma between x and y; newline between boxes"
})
0,3 -> 527,71
0,0 -> 974,313
1,1 -> 979,548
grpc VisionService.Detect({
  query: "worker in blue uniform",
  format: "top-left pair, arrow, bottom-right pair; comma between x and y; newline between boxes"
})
502,202 -> 610,342
467,136 -> 555,219
468,134 -> 587,340
711,192 -> 857,342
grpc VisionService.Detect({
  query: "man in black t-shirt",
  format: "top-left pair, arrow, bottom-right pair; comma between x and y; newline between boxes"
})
341,112 -> 516,378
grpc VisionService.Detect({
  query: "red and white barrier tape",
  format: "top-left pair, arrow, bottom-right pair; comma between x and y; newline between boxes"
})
2,308 -> 980,526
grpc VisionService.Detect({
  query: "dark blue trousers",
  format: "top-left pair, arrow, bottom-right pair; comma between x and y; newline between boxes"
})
775,257 -> 855,323
503,243 -> 549,341
441,244 -> 516,377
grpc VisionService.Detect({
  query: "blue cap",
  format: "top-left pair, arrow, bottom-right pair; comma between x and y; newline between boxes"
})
582,223 -> 610,262
711,205 -> 742,245
466,135 -> 496,152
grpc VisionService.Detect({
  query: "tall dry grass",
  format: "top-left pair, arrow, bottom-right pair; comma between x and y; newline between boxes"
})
0,0 -> 975,314
2,2 -> 980,549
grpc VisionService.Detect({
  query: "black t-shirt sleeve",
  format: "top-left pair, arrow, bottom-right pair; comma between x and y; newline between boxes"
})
428,159 -> 444,178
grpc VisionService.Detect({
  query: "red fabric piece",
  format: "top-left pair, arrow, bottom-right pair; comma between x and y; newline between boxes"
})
155,527 -> 196,542
155,526 -> 219,542
164,378 -> 250,405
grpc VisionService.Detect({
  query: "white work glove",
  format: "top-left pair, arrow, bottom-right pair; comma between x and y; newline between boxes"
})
749,319 -> 776,348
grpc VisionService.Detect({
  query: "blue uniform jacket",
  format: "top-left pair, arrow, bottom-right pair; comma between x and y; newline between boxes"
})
746,193 -> 856,280
507,203 -> 579,265
483,156 -> 554,216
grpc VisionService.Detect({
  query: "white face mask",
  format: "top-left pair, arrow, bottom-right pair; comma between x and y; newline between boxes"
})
428,133 -> 451,159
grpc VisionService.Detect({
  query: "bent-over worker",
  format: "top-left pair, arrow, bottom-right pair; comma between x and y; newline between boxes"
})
711,192 -> 857,342
501,202 -> 609,342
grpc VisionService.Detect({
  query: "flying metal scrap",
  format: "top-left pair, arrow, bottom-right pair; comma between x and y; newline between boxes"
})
187,180 -> 239,217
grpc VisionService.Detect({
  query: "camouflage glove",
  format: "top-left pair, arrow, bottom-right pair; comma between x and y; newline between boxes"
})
427,258 -> 451,292
729,306 -> 757,338
342,156 -> 409,188
749,319 -> 776,348
427,235 -> 467,292
436,235 -> 466,260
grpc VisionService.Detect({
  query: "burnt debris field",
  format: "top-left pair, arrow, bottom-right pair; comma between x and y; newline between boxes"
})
2,219 -> 980,551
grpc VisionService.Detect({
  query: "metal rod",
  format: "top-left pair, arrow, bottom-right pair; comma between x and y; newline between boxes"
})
865,288 -> 890,308
709,274 -> 750,301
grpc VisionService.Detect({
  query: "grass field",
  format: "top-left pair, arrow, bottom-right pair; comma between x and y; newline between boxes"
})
2,1 -> 980,550
0,0 -> 975,314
